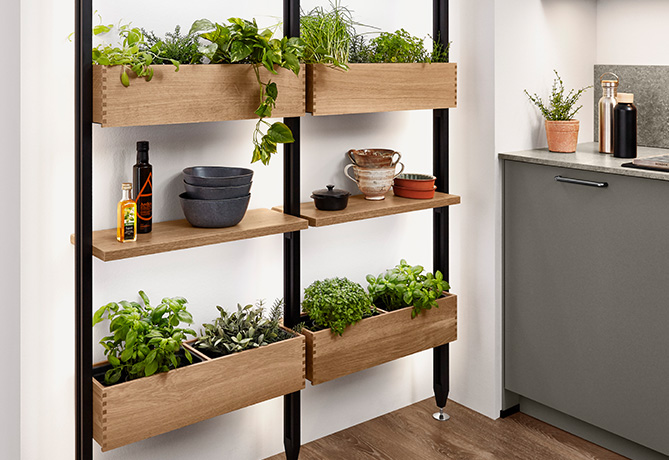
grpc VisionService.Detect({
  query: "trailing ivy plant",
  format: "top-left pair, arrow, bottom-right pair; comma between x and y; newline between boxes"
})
366,259 -> 450,318
524,70 -> 592,121
93,291 -> 196,385
194,299 -> 292,358
141,25 -> 202,64
190,18 -> 305,165
302,277 -> 374,336
92,22 -> 180,87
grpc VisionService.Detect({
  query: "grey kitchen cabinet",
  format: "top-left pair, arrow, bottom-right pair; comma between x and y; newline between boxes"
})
504,159 -> 669,456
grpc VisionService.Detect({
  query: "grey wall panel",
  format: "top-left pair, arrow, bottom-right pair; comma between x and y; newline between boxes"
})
594,65 -> 669,149
504,159 -> 669,456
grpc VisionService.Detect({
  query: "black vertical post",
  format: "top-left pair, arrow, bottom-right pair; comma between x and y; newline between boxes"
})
75,0 -> 93,458
433,0 -> 450,414
283,1 -> 301,458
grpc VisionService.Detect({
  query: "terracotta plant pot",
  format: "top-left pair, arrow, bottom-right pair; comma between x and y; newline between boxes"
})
545,120 -> 579,153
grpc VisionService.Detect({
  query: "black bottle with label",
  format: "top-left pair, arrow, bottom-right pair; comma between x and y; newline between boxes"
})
613,93 -> 637,159
133,141 -> 152,233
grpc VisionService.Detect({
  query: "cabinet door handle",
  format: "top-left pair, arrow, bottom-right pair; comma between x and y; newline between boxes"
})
555,176 -> 608,188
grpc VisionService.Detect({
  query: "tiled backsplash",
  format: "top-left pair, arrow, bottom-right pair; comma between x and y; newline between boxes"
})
593,65 -> 669,148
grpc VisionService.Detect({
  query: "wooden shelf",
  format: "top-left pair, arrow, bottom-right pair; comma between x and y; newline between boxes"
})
93,64 -> 305,127
306,63 -> 457,116
71,208 -> 308,261
272,192 -> 460,227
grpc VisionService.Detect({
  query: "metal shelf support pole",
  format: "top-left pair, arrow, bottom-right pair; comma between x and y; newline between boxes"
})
283,1 -> 301,458
75,0 -> 93,457
433,0 -> 451,421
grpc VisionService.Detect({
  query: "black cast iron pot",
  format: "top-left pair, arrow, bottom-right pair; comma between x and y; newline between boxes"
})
311,184 -> 350,211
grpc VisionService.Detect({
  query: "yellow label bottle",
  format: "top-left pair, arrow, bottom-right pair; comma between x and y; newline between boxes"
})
117,182 -> 137,242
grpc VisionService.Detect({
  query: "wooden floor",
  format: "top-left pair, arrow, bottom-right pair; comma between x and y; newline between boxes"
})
265,398 -> 628,460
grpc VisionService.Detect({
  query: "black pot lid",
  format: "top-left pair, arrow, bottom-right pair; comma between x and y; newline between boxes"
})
312,184 -> 350,198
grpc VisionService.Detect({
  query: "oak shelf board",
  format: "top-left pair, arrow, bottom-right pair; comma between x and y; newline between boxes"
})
70,208 -> 308,262
272,192 -> 461,227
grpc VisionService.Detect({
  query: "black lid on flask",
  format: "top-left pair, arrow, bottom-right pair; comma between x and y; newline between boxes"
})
136,140 -> 149,163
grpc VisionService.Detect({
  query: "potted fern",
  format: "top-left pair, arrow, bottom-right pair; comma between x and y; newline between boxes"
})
525,70 -> 592,153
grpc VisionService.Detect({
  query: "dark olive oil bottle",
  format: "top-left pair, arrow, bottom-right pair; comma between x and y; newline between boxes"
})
133,141 -> 152,233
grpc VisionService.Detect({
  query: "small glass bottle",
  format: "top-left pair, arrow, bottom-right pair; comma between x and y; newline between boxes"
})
117,183 -> 137,242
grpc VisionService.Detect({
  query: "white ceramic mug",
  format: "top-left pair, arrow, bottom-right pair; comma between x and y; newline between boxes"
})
344,162 -> 405,200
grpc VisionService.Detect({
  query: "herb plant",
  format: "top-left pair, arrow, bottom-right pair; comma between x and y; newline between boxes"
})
190,18 -> 305,165
524,70 -> 592,121
350,29 -> 450,64
142,25 -> 202,64
300,1 -> 358,70
302,277 -> 374,336
93,22 -> 180,87
366,259 -> 450,318
93,291 -> 196,385
194,299 -> 292,358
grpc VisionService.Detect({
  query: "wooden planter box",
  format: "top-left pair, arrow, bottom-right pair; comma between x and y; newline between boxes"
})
303,294 -> 457,385
93,328 -> 305,451
93,64 -> 306,127
306,63 -> 457,116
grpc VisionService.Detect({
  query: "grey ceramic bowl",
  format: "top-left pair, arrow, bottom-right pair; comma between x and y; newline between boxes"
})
183,166 -> 254,187
183,181 -> 253,200
179,193 -> 251,228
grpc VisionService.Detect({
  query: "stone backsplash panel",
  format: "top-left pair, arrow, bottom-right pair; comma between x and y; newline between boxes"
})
594,65 -> 669,149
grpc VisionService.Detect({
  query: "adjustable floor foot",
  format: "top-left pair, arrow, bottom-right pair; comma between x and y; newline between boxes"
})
433,407 -> 450,421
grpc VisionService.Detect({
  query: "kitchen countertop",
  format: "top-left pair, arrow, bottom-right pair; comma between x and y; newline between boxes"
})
499,142 -> 669,182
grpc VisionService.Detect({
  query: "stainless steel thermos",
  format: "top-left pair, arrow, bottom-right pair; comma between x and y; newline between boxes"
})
598,73 -> 619,153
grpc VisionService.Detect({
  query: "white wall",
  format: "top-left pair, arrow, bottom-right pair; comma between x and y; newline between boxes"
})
2,0 -> 21,457
596,0 -> 669,65
19,1 -> 500,460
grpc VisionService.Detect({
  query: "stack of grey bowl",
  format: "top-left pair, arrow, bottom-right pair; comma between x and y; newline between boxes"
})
180,166 -> 253,228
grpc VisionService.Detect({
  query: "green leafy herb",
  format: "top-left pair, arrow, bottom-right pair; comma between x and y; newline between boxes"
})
350,29 -> 450,64
302,277 -> 374,336
141,25 -> 202,64
300,1 -> 359,70
93,291 -> 196,385
366,259 -> 450,318
524,70 -> 592,121
92,22 -> 180,87
190,18 -> 305,165
194,299 -> 292,358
